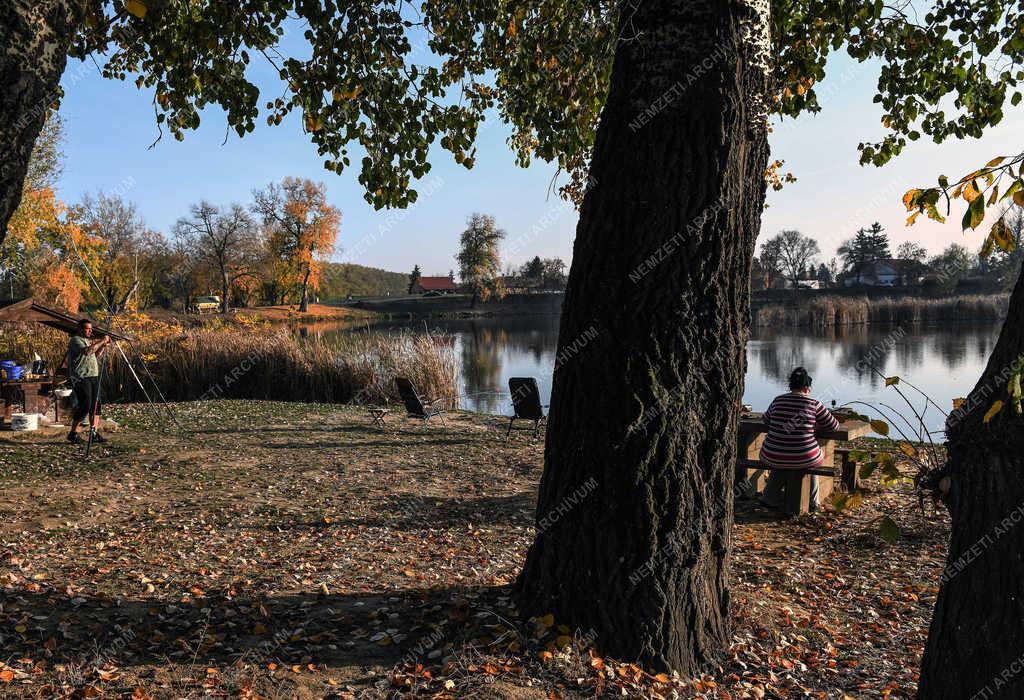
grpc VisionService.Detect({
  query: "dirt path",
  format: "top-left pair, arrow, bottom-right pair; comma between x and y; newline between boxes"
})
0,401 -> 947,698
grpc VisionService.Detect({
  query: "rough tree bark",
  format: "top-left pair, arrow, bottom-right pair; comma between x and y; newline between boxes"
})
516,0 -> 771,674
0,1 -> 88,243
917,266 -> 1024,699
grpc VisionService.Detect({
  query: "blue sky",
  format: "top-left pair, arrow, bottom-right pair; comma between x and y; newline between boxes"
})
55,47 -> 1023,276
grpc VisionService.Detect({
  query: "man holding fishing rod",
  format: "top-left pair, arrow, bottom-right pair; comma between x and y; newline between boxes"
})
66,318 -> 111,445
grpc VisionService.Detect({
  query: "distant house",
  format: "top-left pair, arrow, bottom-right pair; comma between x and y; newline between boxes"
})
843,259 -> 910,287
411,275 -> 457,294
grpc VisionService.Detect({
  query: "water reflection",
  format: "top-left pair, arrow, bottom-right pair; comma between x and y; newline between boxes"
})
299,317 -> 999,433
746,323 -> 999,432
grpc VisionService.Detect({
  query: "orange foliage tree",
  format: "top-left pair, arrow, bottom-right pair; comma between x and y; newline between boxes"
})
253,178 -> 340,312
3,187 -> 103,312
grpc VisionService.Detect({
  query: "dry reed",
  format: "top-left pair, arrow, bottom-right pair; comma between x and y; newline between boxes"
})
0,322 -> 458,408
752,294 -> 1008,329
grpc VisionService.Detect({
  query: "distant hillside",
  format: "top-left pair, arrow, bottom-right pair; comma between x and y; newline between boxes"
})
319,262 -> 408,300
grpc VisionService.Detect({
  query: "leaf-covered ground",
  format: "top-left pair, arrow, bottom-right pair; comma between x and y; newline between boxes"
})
0,401 -> 948,699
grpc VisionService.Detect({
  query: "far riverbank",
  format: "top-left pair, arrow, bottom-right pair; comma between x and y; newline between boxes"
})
751,293 -> 1007,329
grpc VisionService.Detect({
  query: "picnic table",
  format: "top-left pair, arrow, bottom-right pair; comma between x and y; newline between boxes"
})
737,412 -> 872,514
1,379 -> 58,425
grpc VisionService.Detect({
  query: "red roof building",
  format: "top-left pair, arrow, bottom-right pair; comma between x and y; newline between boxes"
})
411,276 -> 457,293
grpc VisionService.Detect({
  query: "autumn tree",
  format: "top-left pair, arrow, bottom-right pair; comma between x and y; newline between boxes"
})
0,113 -> 97,311
77,192 -> 161,311
173,202 -> 259,314
253,178 -> 340,313
456,213 -> 505,307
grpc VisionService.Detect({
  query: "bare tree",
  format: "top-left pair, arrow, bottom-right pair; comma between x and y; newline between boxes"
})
173,202 -> 260,313
763,229 -> 821,285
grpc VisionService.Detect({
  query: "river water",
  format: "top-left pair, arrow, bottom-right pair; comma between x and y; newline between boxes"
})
303,316 -> 1001,438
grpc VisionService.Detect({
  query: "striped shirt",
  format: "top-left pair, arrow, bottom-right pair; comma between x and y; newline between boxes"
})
759,392 -> 840,469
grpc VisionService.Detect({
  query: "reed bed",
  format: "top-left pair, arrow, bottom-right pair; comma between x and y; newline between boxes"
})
752,294 -> 1009,329
1,321 -> 458,408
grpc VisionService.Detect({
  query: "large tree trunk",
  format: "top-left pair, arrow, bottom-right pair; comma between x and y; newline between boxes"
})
917,268 -> 1024,699
516,0 -> 771,674
0,1 -> 86,244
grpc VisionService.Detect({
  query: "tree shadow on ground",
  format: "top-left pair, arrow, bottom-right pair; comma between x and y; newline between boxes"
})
1,583 -> 513,693
259,438 -> 477,449
245,493 -> 536,531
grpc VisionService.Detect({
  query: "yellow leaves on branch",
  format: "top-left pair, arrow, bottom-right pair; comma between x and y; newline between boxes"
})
332,85 -> 363,102
869,419 -> 890,436
904,152 -> 1024,260
124,0 -> 147,19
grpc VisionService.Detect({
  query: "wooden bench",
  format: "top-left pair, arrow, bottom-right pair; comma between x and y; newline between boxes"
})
737,416 -> 873,514
835,447 -> 857,492
737,458 -> 835,515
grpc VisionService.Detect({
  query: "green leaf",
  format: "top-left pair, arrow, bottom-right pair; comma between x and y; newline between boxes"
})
879,516 -> 900,544
830,492 -> 849,512
962,194 -> 985,231
859,461 -> 879,479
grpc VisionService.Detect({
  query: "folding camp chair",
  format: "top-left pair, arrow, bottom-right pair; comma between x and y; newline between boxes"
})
506,377 -> 547,439
394,377 -> 447,426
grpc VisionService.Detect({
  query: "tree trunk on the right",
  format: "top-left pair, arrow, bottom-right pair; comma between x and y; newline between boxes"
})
0,1 -> 86,244
917,266 -> 1024,699
516,0 -> 771,674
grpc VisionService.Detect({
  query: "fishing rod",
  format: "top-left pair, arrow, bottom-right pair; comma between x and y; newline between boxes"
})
64,234 -> 181,432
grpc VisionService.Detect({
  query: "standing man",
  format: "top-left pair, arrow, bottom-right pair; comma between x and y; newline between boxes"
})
66,318 -> 110,444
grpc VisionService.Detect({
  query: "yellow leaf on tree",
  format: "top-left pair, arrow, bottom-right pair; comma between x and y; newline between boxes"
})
953,397 -> 966,410
885,376 -> 900,386
988,219 -> 1016,254
870,419 -> 890,436
899,443 -> 918,457
124,0 -> 147,18
963,180 -> 981,203
984,400 -> 1004,423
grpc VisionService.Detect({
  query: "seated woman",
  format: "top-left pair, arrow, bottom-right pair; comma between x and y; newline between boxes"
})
759,367 -> 840,510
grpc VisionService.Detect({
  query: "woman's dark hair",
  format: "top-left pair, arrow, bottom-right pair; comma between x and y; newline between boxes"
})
789,367 -> 812,391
